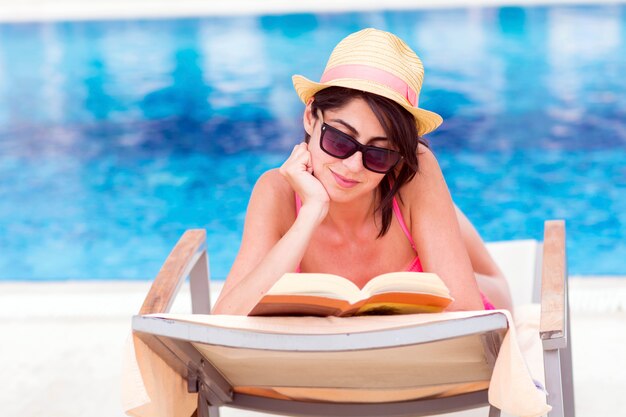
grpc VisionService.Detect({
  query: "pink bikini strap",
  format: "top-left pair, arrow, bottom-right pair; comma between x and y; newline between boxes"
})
392,197 -> 416,251
294,194 -> 303,273
295,193 -> 302,215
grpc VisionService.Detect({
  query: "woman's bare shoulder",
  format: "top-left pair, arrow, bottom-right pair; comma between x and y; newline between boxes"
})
255,168 -> 291,191
249,168 -> 296,230
399,144 -> 444,198
416,143 -> 442,173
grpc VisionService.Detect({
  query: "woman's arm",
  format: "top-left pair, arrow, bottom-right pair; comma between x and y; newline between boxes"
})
213,143 -> 329,315
404,146 -> 484,311
212,170 -> 317,314
455,206 -> 514,312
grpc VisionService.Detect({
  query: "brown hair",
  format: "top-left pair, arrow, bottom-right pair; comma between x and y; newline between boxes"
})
305,86 -> 429,237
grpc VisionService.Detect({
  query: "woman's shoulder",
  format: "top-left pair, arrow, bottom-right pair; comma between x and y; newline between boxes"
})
416,143 -> 441,171
396,143 -> 448,213
253,168 -> 295,196
255,168 -> 290,190
250,168 -> 297,228
399,144 -> 443,195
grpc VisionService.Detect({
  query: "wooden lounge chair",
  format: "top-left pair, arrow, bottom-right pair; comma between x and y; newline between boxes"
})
128,220 -> 574,417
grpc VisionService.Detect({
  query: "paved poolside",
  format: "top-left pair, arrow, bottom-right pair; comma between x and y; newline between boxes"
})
1,279 -> 625,417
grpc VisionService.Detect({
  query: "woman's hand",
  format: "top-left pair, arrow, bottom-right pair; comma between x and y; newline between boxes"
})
279,142 -> 329,223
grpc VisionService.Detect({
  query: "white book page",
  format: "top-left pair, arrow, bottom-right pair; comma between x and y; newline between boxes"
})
267,273 -> 361,301
362,272 -> 451,297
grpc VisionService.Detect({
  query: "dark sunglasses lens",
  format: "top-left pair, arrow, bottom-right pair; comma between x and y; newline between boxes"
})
364,149 -> 401,173
322,128 -> 357,158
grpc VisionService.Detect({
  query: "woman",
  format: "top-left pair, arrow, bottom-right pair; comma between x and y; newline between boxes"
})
213,28 -> 512,315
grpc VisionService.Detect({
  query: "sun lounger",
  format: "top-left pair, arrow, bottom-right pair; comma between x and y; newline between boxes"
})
123,220 -> 574,417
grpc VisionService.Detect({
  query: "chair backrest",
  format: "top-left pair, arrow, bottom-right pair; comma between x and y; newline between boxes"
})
486,239 -> 542,306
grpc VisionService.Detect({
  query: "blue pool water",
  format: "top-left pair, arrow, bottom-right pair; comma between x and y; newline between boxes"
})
1,6 -> 625,280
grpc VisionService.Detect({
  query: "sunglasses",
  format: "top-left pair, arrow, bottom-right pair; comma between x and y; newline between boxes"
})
319,123 -> 403,174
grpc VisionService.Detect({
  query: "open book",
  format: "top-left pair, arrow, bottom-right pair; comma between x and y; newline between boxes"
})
247,271 -> 454,317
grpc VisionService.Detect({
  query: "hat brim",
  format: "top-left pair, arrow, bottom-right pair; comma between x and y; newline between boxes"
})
292,74 -> 443,136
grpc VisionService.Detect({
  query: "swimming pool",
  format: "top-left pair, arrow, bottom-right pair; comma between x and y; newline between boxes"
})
1,5 -> 625,280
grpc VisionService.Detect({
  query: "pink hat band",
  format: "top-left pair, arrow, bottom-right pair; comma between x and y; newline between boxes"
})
320,64 -> 418,107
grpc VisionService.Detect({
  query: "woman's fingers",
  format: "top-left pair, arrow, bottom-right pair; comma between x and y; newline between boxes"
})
281,143 -> 312,176
279,143 -> 330,210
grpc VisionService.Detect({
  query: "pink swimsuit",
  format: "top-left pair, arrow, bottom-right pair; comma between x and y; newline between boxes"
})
295,194 -> 495,310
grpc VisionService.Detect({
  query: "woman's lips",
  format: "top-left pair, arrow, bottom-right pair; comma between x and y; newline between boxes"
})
331,170 -> 359,188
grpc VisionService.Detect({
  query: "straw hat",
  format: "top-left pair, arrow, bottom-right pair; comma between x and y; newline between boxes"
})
292,28 -> 443,136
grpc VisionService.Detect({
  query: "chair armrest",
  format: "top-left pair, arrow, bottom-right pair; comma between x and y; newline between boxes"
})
539,220 -> 568,349
139,229 -> 207,315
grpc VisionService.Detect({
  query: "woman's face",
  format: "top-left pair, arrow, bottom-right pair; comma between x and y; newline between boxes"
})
304,97 -> 392,204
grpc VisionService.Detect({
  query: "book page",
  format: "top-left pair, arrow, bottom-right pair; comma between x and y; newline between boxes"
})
361,272 -> 452,298
267,273 -> 361,301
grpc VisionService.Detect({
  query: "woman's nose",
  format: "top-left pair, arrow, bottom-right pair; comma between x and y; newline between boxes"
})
342,151 -> 364,172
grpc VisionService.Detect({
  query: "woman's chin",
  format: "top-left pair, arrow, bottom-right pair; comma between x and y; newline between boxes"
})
318,170 -> 377,204
326,184 -> 374,205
